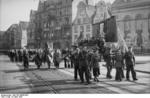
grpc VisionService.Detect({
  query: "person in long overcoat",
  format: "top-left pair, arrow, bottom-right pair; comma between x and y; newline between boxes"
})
114,50 -> 124,81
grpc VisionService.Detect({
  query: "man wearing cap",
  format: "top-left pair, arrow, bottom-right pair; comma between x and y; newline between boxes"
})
124,47 -> 138,81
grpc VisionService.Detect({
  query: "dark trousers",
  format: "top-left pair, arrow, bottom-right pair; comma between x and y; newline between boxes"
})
37,63 -> 41,69
106,65 -> 112,78
121,68 -> 125,78
115,67 -> 122,81
126,65 -> 137,80
24,61 -> 29,70
74,65 -> 80,80
46,58 -> 51,69
80,66 -> 90,83
71,60 -> 74,68
54,61 -> 59,68
19,56 -> 22,62
64,59 -> 70,68
64,59 -> 67,68
11,56 -> 15,62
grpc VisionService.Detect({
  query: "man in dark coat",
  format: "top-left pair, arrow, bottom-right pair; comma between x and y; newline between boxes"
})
53,49 -> 61,69
103,48 -> 113,79
23,49 -> 29,70
79,47 -> 91,84
124,47 -> 138,81
69,49 -> 74,68
73,48 -> 80,81
34,50 -> 42,69
18,50 -> 22,62
62,49 -> 69,68
14,50 -> 19,62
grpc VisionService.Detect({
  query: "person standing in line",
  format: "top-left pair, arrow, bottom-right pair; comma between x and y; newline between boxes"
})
124,47 -> 138,81
9,50 -> 13,62
63,48 -> 69,68
23,49 -> 29,70
69,48 -> 74,68
11,50 -> 15,62
53,49 -> 61,69
34,49 -> 42,69
15,50 -> 19,62
46,49 -> 53,69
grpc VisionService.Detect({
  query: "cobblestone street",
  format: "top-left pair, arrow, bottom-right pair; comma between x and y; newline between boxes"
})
0,55 -> 150,94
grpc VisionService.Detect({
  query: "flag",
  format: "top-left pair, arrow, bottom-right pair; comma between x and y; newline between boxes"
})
77,31 -> 84,42
92,23 -> 100,37
117,28 -> 128,53
104,16 -> 118,42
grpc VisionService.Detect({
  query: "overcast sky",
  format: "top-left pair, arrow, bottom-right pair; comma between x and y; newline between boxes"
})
0,0 -> 115,31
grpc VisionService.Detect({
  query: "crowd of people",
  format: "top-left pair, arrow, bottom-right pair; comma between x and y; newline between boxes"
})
7,45 -> 138,85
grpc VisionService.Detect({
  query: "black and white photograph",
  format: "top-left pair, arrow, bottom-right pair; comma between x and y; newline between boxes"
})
0,0 -> 150,95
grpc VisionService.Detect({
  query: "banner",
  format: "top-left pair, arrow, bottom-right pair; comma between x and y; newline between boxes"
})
103,16 -> 118,42
92,23 -> 100,37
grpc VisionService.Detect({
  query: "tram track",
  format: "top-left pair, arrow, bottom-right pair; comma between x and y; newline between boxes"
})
0,71 -> 59,94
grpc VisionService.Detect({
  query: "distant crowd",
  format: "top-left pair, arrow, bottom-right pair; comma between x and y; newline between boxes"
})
7,46 -> 138,85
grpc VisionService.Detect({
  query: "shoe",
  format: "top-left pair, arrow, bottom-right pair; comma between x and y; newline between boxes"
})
126,79 -> 130,81
96,79 -> 100,82
133,78 -> 138,81
85,82 -> 91,85
80,81 -> 84,84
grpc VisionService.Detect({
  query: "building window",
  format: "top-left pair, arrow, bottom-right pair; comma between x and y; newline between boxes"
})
86,25 -> 91,32
65,17 -> 69,24
135,14 -> 143,47
124,15 -> 131,40
86,34 -> 91,39
80,26 -> 84,32
44,33 -> 47,38
83,18 -> 87,23
135,14 -> 143,31
74,35 -> 78,42
77,19 -> 81,24
74,26 -> 78,33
